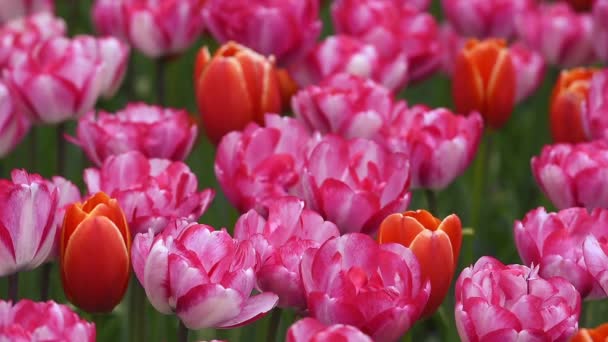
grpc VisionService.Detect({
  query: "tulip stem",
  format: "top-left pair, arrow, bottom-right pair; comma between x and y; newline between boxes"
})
39,263 -> 52,301
7,273 -> 18,302
29,126 -> 37,172
156,57 -> 167,106
177,320 -> 189,342
129,281 -> 147,342
56,122 -> 67,176
425,189 -> 437,214
267,307 -> 283,342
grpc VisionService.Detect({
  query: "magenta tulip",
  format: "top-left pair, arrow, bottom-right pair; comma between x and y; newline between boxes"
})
593,0 -> 608,63
287,318 -> 373,342
0,0 -> 53,24
0,81 -> 29,158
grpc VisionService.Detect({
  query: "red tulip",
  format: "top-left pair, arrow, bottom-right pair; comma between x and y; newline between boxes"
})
60,192 -> 130,313
194,42 -> 282,145
378,210 -> 462,317
452,39 -> 516,130
567,0 -> 595,11
550,68 -> 597,143
571,323 -> 608,342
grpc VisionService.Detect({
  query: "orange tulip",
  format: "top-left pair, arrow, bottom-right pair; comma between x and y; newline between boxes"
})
194,41 -> 282,145
60,192 -> 131,313
378,210 -> 462,317
571,323 -> 608,342
550,68 -> 597,143
452,39 -> 515,130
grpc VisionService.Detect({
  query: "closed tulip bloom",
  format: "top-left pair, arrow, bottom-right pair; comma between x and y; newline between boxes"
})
583,70 -> 608,140
593,0 -> 608,62
297,135 -> 411,235
69,103 -> 197,166
378,210 -> 462,317
516,3 -> 595,68
233,197 -> 339,310
131,219 -> 279,329
195,42 -> 282,145
380,105 -> 483,190
292,73 -> 398,139
514,207 -> 608,299
3,36 -> 105,124
203,0 -> 321,66
531,141 -> 608,209
452,39 -> 515,130
571,323 -> 608,342
550,68 -> 597,143
0,169 -> 58,277
0,82 -> 30,158
84,151 -> 214,235
0,0 -> 53,24
215,114 -> 313,213
455,257 -> 581,342
510,42 -> 546,103
300,233 -> 430,341
60,192 -> 130,313
92,0 -> 205,58
0,300 -> 95,341
332,0 -> 440,82
290,35 -> 409,93
287,318 -> 373,342
441,0 -> 534,40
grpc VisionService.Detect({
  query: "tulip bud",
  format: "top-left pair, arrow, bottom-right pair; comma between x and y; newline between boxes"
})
194,42 -> 282,145
60,192 -> 130,313
452,39 -> 516,130
550,68 -> 597,143
571,323 -> 608,342
378,210 -> 462,317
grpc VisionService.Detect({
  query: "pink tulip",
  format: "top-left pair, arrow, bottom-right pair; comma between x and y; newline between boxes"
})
0,81 -> 29,158
0,13 -> 66,70
516,3 -> 595,68
455,256 -> 580,342
203,0 -> 321,66
510,42 -> 546,103
0,0 -> 53,24
289,35 -> 409,93
380,105 -> 483,190
582,234 -> 608,300
0,170 -> 58,276
92,0 -> 205,58
300,233 -> 430,341
292,73 -> 399,139
215,114 -> 313,213
131,219 -> 279,329
233,197 -> 340,310
297,135 -> 411,235
69,103 -> 197,166
287,318 -> 373,342
514,207 -> 608,299
441,0 -> 534,40
582,70 -> 608,140
84,151 -> 215,235
0,300 -> 95,341
332,0 -> 440,82
437,23 -> 466,76
3,36 -> 105,124
593,0 -> 608,62
531,141 -> 608,209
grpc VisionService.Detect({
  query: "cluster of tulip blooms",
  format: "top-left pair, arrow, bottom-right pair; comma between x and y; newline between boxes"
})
2,0 -> 608,341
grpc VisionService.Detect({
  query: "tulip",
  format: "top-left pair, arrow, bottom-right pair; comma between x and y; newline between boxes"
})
510,42 -> 546,103
297,135 -> 411,235
60,192 -> 130,313
3,36 -> 105,124
287,318 -> 373,342
0,81 -> 30,158
0,300 -> 95,341
438,23 -> 466,76
195,42 -> 282,145
131,219 -> 279,329
331,0 -> 441,82
69,103 -> 198,166
203,0 -> 322,66
550,68 -> 597,143
300,233 -> 430,341
593,0 -> 608,62
289,35 -> 409,93
233,197 -> 340,310
380,105 -> 483,190
0,0 -> 53,24
569,0 -> 596,12
455,256 -> 581,341
215,114 -> 313,213
291,73 -> 398,139
571,323 -> 608,342
92,0 -> 205,58
378,210 -> 462,317
583,69 -> 608,140
0,170 -> 58,277
441,0 -> 534,40
452,39 -> 516,130
516,3 -> 595,68
84,151 -> 214,235
531,141 -> 608,209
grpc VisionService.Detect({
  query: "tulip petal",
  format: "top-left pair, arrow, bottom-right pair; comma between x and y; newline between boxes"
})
217,292 -> 279,328
176,284 -> 244,330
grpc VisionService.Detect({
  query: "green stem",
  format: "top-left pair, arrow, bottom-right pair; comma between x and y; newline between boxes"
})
129,281 -> 147,342
156,57 -> 167,106
29,126 -> 37,172
8,272 -> 18,302
266,308 -> 283,342
39,263 -> 52,301
56,122 -> 67,176
425,189 -> 438,214
177,320 -> 189,342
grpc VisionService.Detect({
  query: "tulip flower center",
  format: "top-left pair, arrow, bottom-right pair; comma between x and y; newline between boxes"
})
347,267 -> 368,291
